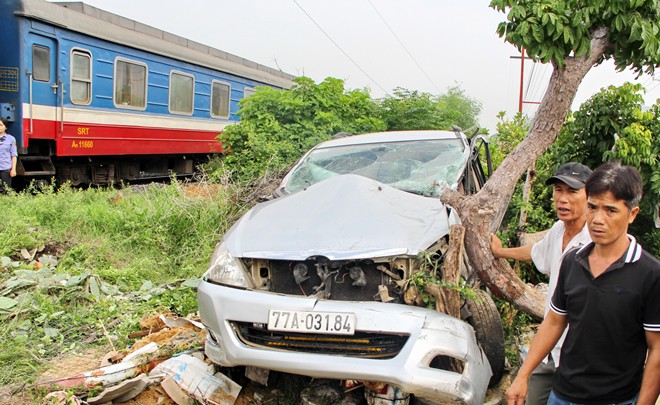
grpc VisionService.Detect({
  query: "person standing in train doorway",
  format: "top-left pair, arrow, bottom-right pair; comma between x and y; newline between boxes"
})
0,120 -> 18,193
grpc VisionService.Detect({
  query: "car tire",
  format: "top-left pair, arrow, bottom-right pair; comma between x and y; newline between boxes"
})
464,289 -> 505,387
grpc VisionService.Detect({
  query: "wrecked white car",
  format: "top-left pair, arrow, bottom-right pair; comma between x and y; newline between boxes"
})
198,130 -> 504,404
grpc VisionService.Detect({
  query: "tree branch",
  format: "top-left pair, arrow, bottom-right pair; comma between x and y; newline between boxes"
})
440,27 -> 612,319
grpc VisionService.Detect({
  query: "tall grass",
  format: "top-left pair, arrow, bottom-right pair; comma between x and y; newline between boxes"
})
0,179 -> 245,386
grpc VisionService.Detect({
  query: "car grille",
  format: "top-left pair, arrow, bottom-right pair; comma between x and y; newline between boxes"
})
267,260 -> 403,303
231,322 -> 409,359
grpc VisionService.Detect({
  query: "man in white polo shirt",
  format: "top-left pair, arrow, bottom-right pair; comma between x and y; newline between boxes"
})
491,162 -> 592,404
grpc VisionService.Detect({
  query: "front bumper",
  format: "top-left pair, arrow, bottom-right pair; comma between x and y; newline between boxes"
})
198,281 -> 491,404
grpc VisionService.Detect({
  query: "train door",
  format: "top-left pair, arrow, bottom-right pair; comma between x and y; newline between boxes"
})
17,34 -> 59,181
26,34 -> 59,141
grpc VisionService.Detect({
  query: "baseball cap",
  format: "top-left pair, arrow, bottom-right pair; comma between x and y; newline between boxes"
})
545,162 -> 592,189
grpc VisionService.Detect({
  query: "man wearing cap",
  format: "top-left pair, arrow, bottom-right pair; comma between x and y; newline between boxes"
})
491,162 -> 592,405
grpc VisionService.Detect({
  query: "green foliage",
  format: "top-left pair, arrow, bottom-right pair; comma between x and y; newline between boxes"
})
553,82 -> 660,255
492,112 -> 556,236
494,296 -> 534,368
147,286 -> 199,317
407,251 -> 479,310
0,182 -> 234,289
218,77 -> 386,183
491,112 -> 530,169
378,86 -> 482,131
490,0 -> 660,76
216,77 -> 486,185
408,269 -> 477,309
435,87 -> 483,130
0,342 -> 42,386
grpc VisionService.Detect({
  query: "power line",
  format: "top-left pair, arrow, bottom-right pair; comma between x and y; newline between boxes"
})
291,0 -> 391,96
520,53 -> 548,117
523,62 -> 536,101
366,0 -> 442,93
641,75 -> 654,87
643,73 -> 660,91
648,80 -> 660,93
527,64 -> 550,110
522,62 -> 536,116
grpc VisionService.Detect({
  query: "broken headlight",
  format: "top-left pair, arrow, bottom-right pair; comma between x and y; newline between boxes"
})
203,242 -> 255,289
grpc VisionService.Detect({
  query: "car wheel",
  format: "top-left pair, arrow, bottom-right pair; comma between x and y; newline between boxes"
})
464,289 -> 505,387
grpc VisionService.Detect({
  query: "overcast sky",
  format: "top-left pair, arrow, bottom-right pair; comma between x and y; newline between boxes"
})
54,0 -> 660,132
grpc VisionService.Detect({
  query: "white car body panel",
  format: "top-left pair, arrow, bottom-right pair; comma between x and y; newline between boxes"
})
225,174 -> 453,261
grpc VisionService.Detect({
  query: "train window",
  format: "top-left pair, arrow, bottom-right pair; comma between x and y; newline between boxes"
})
244,87 -> 256,98
71,50 -> 92,105
211,80 -> 230,119
169,71 -> 194,115
114,58 -> 147,109
32,45 -> 50,82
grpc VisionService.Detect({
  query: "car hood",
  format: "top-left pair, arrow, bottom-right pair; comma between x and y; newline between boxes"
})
224,174 -> 456,261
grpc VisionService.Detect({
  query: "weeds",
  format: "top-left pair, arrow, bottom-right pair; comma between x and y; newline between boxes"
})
495,297 -> 534,368
407,250 -> 479,309
0,179 -> 245,387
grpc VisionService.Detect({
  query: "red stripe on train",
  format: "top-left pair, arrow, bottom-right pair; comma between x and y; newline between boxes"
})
23,119 -> 226,156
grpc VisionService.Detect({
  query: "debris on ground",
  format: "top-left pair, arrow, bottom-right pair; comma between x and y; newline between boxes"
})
44,391 -> 83,404
150,354 -> 242,404
24,313 -> 238,405
86,374 -> 152,404
300,380 -> 343,405
364,383 -> 410,405
160,375 -> 193,405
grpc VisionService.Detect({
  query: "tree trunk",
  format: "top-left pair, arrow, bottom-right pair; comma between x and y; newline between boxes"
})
441,28 -> 611,319
426,225 -> 464,319
519,162 -> 536,231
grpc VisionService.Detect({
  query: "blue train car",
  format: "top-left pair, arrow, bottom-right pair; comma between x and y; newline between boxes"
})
0,0 -> 294,185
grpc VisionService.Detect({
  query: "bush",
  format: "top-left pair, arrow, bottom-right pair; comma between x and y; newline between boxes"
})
217,77 -> 386,183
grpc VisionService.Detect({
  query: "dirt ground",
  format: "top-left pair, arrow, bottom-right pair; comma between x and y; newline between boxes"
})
0,314 -> 513,405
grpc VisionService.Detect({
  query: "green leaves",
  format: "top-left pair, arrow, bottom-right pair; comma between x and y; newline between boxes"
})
0,296 -> 18,310
377,86 -> 482,132
562,25 -> 573,45
489,0 -> 660,74
552,83 -> 660,254
532,24 -> 545,42
219,77 -> 386,183
218,77 -> 484,185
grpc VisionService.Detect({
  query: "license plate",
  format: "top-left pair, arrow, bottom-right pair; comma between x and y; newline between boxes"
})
268,310 -> 356,335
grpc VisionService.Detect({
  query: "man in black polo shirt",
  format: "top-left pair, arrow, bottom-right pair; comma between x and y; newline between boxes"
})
506,161 -> 660,405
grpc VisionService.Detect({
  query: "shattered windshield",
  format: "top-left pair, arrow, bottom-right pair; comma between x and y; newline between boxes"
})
284,139 -> 468,197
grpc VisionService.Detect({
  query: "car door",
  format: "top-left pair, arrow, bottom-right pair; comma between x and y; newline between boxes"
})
464,133 -> 492,194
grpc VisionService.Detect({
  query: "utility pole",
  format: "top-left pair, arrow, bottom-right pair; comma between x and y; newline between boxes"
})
519,48 -> 525,112
510,48 -> 541,235
511,48 -> 541,114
